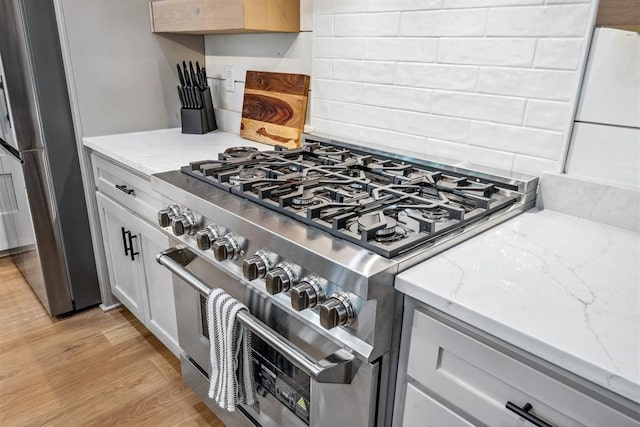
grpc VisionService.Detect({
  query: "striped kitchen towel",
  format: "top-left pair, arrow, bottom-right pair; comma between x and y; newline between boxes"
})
206,288 -> 257,412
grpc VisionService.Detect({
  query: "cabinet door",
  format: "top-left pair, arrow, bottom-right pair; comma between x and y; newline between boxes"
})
95,192 -> 144,320
133,214 -> 180,356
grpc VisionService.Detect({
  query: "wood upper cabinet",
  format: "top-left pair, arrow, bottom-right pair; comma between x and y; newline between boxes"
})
149,0 -> 300,34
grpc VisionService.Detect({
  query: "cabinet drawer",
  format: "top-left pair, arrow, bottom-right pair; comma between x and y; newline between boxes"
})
408,309 -> 638,427
91,153 -> 160,224
403,382 -> 473,427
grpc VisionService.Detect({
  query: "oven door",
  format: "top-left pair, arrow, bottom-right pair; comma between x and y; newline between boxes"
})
157,246 -> 378,427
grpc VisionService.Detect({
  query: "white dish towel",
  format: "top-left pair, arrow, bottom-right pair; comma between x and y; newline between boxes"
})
206,288 -> 257,412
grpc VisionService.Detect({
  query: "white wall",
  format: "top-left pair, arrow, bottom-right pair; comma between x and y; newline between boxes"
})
58,0 -> 205,137
310,0 -> 598,176
204,0 -> 313,132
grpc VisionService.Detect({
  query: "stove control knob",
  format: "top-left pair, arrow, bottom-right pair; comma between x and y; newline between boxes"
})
212,234 -> 242,261
158,204 -> 181,228
243,256 -> 267,281
171,210 -> 198,236
243,249 -> 277,281
319,293 -> 356,330
196,224 -> 225,251
290,275 -> 324,311
265,261 -> 299,294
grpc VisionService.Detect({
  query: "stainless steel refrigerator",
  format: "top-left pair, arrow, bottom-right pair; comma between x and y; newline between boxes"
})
0,0 -> 101,316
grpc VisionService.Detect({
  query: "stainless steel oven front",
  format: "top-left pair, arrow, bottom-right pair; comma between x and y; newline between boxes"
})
158,245 -> 381,427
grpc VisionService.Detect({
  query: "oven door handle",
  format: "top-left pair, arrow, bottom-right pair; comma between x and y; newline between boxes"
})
157,246 -> 355,384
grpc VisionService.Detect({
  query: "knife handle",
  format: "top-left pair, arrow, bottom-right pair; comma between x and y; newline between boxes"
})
177,86 -> 185,108
177,64 -> 185,87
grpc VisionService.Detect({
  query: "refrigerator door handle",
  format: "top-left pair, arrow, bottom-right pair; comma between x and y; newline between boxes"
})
0,137 -> 22,163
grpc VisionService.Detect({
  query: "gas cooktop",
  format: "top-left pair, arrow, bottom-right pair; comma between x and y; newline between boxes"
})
180,136 -> 535,258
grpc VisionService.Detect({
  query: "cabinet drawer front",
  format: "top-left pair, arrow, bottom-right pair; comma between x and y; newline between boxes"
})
92,154 -> 160,224
403,382 -> 473,427
408,309 -> 638,427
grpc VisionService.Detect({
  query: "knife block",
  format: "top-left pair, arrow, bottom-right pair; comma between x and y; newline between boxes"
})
181,87 -> 217,134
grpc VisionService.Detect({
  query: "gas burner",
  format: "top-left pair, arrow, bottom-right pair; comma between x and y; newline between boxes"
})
292,190 -> 318,207
361,216 -> 396,237
375,227 -> 407,243
223,146 -> 258,157
350,212 -> 408,243
421,207 -> 450,222
229,169 -> 267,185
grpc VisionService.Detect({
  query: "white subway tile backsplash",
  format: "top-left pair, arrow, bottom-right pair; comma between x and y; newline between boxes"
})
313,59 -> 333,79
313,117 -> 362,141
314,0 -> 366,15
368,0 -> 441,12
364,38 -> 437,62
431,91 -> 526,125
314,79 -> 361,103
330,102 -> 392,129
396,63 -> 478,91
534,39 -> 583,70
302,1 -> 596,176
359,127 -> 428,155
469,121 -> 564,160
524,99 -> 571,131
334,13 -> 400,37
313,16 -> 333,37
477,67 -> 576,101
333,60 -> 396,84
513,154 -> 559,176
437,38 -> 536,66
400,9 -> 487,37
392,110 -> 470,142
314,38 -> 364,59
311,99 -> 331,120
443,0 -> 543,8
362,84 -> 432,113
426,138 -> 516,171
487,4 -> 590,36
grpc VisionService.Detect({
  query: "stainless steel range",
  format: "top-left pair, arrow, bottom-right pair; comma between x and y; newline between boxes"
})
152,134 -> 538,427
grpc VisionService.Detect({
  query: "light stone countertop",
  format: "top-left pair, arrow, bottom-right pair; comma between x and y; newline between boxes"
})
84,128 -> 269,176
396,208 -> 640,404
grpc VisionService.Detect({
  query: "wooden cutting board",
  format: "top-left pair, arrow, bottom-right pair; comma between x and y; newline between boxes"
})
240,71 -> 310,148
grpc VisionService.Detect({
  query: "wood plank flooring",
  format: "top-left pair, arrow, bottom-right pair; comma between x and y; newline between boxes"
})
0,256 -> 224,426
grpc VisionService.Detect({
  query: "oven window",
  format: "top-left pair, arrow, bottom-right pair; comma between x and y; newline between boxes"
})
199,295 -> 311,424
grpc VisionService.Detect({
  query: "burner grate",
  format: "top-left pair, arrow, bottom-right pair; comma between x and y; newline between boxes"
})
180,141 -> 519,257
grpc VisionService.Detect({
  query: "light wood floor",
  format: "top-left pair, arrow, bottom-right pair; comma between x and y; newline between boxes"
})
0,256 -> 224,426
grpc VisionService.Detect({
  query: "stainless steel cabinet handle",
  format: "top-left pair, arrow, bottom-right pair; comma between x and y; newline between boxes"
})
156,245 -> 355,384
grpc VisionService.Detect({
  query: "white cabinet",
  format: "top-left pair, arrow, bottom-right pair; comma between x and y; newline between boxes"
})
136,216 -> 179,351
96,192 -> 145,320
94,159 -> 179,357
394,300 -> 639,427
